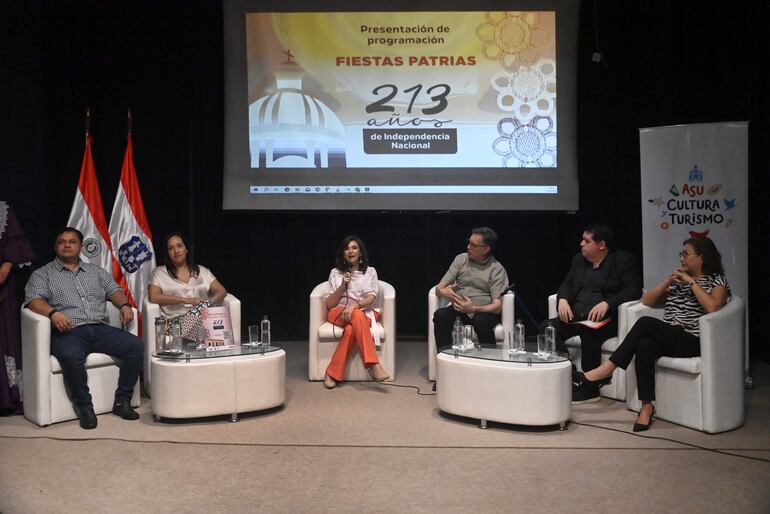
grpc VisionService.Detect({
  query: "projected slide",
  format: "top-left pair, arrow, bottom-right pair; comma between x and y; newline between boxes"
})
246,12 -> 556,170
223,3 -> 578,210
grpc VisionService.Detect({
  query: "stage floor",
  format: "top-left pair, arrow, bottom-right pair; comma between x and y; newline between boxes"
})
1,340 -> 769,513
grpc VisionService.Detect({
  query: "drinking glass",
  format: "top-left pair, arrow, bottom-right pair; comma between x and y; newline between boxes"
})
514,330 -> 526,353
464,325 -> 476,350
537,334 -> 550,358
248,325 -> 260,346
170,323 -> 183,354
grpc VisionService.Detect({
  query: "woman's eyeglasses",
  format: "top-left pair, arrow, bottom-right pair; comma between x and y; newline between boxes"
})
679,251 -> 698,258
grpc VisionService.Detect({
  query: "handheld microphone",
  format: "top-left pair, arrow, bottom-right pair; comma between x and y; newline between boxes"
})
343,262 -> 353,288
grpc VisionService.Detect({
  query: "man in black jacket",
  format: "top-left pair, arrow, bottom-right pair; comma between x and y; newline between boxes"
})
543,224 -> 642,403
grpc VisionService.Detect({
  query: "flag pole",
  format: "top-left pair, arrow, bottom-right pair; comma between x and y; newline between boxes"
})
85,107 -> 91,141
127,107 -> 132,136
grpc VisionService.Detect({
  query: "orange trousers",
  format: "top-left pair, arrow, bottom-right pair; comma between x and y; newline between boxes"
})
325,306 -> 380,381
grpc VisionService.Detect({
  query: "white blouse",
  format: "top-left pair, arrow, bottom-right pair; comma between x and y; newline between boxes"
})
326,266 -> 378,310
149,265 -> 217,318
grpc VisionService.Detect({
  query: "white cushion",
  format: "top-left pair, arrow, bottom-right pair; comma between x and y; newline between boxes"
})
564,335 -> 620,352
317,321 -> 386,342
50,353 -> 117,373
656,356 -> 701,374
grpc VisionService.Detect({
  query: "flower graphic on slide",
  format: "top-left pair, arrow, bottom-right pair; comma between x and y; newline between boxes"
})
492,116 -> 556,167
491,59 -> 556,122
476,12 -> 550,69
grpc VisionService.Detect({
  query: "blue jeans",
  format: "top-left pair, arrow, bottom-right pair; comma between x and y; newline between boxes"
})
51,323 -> 144,409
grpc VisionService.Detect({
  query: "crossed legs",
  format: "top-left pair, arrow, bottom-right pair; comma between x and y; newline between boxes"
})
324,307 -> 387,384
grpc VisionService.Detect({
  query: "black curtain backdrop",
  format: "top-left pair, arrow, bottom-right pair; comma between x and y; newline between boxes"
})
5,1 -> 768,362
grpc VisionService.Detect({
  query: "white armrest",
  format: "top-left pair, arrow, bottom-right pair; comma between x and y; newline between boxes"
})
380,281 -> 396,345
224,294 -> 242,343
500,291 -> 515,339
21,308 -> 53,426
699,297 -> 745,430
548,294 -> 557,319
308,282 -> 329,379
622,302 -> 664,337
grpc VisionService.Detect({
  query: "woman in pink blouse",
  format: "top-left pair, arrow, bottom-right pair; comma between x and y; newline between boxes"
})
323,235 -> 389,389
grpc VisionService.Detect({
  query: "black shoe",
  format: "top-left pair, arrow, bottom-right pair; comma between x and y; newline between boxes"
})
574,371 -> 612,389
112,400 -> 139,420
77,405 -> 97,429
572,369 -> 582,385
572,385 -> 601,404
633,406 -> 656,432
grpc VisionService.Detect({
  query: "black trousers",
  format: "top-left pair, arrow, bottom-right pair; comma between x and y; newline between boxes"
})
609,316 -> 700,401
433,305 -> 499,349
540,317 -> 618,372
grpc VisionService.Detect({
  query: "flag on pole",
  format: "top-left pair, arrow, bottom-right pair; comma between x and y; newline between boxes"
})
67,135 -> 123,282
109,132 -> 155,309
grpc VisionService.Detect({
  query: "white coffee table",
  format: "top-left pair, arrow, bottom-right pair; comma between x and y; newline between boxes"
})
151,344 -> 285,422
437,346 -> 572,429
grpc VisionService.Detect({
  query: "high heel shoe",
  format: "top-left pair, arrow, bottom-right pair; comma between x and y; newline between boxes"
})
323,374 -> 337,389
633,406 -> 656,432
368,365 -> 390,382
574,371 -> 612,389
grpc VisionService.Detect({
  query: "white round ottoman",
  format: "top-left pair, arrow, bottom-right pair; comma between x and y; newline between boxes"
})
151,346 -> 285,422
437,348 -> 571,429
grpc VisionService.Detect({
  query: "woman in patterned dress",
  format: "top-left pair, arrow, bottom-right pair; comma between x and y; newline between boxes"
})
0,202 -> 35,415
575,237 -> 730,431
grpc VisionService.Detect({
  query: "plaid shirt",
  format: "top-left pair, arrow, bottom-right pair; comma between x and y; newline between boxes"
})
24,258 -> 122,328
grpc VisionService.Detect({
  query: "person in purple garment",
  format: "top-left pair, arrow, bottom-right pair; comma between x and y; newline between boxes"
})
0,201 -> 35,415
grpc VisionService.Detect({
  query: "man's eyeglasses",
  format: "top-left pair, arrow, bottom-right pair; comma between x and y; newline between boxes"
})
466,238 -> 488,249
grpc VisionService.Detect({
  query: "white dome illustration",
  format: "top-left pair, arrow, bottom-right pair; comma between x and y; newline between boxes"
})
249,62 -> 346,168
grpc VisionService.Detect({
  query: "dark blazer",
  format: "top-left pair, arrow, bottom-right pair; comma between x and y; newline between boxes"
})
556,249 -> 642,316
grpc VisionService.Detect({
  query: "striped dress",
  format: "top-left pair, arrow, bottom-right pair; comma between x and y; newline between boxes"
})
663,274 -> 730,337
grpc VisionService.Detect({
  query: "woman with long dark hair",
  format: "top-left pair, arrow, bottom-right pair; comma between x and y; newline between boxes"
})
575,237 -> 730,431
322,235 -> 389,388
147,233 -> 227,318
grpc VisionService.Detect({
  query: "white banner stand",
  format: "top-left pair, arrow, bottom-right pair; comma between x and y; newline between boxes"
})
639,121 -> 750,386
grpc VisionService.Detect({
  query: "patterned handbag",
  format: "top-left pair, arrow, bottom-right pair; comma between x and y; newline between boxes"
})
170,299 -> 211,341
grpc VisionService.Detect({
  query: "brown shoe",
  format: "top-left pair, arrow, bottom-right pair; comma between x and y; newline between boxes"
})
369,364 -> 390,382
324,374 -> 337,389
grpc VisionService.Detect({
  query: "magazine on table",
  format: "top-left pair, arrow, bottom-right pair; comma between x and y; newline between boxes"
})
569,317 -> 612,329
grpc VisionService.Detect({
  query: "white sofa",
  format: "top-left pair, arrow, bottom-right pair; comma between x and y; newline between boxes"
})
308,280 -> 395,381
548,294 -> 639,401
21,304 -> 141,426
142,293 -> 241,394
428,287 -> 514,381
623,296 -> 745,433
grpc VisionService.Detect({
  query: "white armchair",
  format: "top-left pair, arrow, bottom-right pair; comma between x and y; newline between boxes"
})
623,296 -> 745,433
428,287 -> 514,381
142,293 -> 241,394
21,304 -> 141,427
308,281 -> 395,381
548,294 -> 639,401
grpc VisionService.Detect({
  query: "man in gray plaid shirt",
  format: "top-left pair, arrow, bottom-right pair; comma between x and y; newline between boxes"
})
24,227 -> 144,429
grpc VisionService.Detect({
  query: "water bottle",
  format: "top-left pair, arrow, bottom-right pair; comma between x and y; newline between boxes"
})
514,319 -> 525,353
452,317 -> 463,350
544,321 -> 556,356
260,315 -> 271,347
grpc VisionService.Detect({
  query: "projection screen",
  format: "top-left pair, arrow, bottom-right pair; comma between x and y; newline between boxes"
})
223,1 -> 579,210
